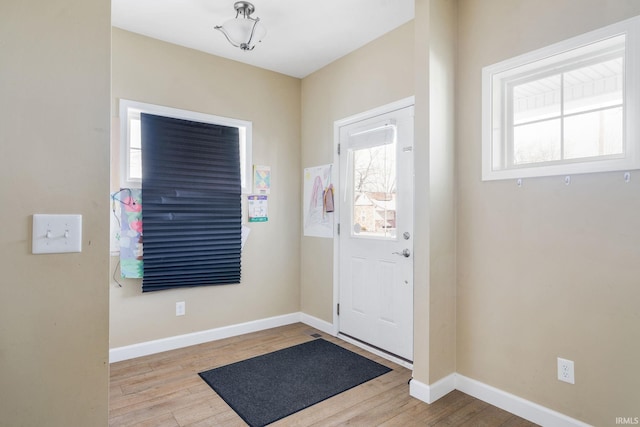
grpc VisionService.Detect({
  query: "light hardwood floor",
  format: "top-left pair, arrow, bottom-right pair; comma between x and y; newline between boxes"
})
109,323 -> 538,426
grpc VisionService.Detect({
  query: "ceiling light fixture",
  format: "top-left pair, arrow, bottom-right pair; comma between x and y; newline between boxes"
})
215,1 -> 266,51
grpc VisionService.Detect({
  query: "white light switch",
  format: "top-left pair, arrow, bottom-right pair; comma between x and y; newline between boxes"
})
32,214 -> 82,254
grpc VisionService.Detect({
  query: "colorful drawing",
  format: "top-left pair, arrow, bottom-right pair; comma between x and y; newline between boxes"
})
118,188 -> 143,278
303,164 -> 333,238
248,195 -> 268,222
253,165 -> 271,194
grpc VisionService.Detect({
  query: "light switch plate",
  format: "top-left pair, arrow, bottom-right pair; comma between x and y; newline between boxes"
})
32,214 -> 82,254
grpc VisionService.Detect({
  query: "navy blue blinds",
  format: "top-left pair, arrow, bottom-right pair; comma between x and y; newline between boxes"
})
141,113 -> 242,292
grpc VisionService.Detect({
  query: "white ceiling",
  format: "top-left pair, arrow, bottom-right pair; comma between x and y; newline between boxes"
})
112,0 -> 415,79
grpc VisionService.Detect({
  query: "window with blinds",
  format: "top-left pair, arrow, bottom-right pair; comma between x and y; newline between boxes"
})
140,113 -> 242,292
119,99 -> 252,193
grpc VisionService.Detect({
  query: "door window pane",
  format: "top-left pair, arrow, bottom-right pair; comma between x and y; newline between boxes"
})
352,142 -> 397,239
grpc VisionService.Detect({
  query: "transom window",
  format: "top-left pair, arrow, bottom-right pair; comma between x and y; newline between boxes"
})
482,16 -> 640,180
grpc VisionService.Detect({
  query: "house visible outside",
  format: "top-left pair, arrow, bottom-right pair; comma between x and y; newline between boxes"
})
351,137 -> 397,237
354,192 -> 397,237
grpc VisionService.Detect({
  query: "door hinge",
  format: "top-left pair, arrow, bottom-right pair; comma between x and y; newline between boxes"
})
337,143 -> 341,155
337,223 -> 340,235
337,303 -> 340,316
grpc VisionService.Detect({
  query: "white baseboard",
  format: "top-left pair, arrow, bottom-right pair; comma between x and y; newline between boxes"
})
299,313 -> 336,336
455,374 -> 591,427
109,312 -> 301,363
410,373 -> 591,427
409,374 -> 456,404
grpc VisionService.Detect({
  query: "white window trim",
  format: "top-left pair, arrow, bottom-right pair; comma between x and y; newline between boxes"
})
119,99 -> 253,193
482,15 -> 640,181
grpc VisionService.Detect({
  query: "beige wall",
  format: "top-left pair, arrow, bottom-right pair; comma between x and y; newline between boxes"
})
456,1 -> 640,425
110,29 -> 301,348
300,21 -> 415,322
0,1 -> 110,426
427,0 -> 457,383
413,0 -> 459,386
300,6 -> 458,389
412,0 -> 431,384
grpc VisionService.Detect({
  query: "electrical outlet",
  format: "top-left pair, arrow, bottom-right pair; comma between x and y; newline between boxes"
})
176,301 -> 186,316
557,357 -> 575,384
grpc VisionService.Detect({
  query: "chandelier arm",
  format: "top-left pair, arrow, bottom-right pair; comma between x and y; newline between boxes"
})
245,17 -> 261,49
214,26 -> 242,48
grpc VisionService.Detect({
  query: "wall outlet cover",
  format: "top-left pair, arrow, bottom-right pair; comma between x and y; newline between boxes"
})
557,357 -> 575,384
176,301 -> 186,316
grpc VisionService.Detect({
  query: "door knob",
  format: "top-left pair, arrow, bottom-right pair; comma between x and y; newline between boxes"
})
392,248 -> 411,258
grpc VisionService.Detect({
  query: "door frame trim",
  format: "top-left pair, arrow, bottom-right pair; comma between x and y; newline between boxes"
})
332,96 -> 416,339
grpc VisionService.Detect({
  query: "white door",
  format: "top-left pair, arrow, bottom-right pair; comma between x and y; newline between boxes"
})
338,104 -> 414,361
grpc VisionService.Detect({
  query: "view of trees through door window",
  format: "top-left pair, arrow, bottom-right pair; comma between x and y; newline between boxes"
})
351,138 -> 397,239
